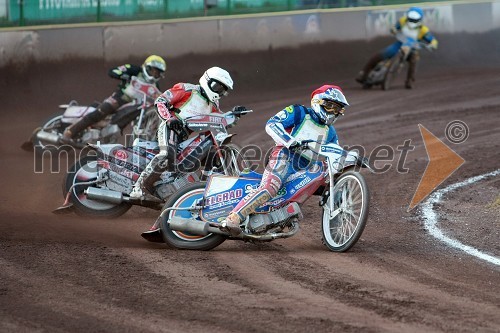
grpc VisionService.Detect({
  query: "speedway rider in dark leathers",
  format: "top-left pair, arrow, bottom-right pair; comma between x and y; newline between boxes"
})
221,84 -> 349,236
130,66 -> 234,201
61,55 -> 166,143
356,7 -> 438,89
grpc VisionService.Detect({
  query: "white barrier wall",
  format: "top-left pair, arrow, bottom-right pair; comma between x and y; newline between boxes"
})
0,0 -> 499,67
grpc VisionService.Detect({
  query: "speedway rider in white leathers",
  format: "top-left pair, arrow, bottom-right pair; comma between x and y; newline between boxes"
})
222,84 -> 349,236
130,66 -> 234,200
356,7 -> 438,89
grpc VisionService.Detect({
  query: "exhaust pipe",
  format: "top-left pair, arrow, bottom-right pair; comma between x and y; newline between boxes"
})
85,187 -> 128,204
169,216 -> 300,240
36,130 -> 61,144
169,216 -> 225,236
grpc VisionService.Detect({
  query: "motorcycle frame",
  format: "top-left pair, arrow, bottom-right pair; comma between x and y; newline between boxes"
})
87,113 -> 241,196
181,114 -> 239,177
164,142 -> 371,219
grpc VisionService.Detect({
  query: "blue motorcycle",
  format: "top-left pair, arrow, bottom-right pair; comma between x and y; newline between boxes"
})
155,141 -> 372,252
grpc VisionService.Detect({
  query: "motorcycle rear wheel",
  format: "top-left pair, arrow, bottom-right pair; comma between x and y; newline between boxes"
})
321,171 -> 369,252
32,115 -> 71,156
161,182 -> 226,250
63,155 -> 132,218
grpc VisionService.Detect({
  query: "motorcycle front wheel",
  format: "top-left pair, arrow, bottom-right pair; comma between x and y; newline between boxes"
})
63,155 -> 132,218
382,55 -> 403,91
127,108 -> 159,146
321,171 -> 369,252
203,143 -> 248,179
161,182 -> 226,250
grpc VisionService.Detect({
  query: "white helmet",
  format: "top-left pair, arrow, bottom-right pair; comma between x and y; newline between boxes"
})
199,67 -> 233,103
406,7 -> 424,30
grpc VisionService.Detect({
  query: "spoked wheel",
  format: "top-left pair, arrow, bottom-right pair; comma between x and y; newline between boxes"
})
127,109 -> 159,145
202,143 -> 248,179
322,171 -> 369,252
382,55 -> 403,91
63,155 -> 131,218
161,182 -> 226,250
220,143 -> 248,176
142,110 -> 159,141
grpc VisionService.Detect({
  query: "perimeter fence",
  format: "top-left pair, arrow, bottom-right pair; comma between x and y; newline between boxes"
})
1,0 -> 463,27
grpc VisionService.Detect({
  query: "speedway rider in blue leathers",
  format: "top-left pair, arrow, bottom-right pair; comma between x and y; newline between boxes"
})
356,7 -> 438,89
221,85 -> 349,236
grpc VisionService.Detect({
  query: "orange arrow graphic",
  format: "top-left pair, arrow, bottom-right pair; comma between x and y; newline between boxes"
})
409,124 -> 465,210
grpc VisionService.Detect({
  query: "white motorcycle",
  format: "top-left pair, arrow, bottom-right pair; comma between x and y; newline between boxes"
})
54,109 -> 251,220
22,77 -> 161,154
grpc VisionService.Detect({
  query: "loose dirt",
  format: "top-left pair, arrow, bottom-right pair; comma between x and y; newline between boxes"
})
0,31 -> 499,332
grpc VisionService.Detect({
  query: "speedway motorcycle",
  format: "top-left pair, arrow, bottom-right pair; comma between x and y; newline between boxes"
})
362,33 -> 434,91
54,109 -> 251,218
22,76 -> 161,153
156,140 -> 372,252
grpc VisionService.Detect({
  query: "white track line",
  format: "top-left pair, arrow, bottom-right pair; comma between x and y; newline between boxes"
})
421,169 -> 500,267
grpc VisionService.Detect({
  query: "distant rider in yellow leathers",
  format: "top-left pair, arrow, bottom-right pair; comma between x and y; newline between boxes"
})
356,7 -> 438,89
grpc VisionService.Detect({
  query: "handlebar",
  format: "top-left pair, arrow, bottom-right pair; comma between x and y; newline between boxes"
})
290,139 -> 319,151
290,140 -> 371,169
394,32 -> 434,52
230,109 -> 253,117
182,109 -> 253,122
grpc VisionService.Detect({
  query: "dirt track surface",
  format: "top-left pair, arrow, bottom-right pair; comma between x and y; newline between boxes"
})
1,31 -> 499,332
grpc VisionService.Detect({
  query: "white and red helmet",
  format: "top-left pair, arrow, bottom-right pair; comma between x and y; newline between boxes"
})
310,85 -> 349,125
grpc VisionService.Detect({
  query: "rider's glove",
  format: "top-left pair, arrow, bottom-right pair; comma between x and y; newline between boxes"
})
232,105 -> 248,115
120,73 -> 130,81
359,156 -> 370,165
285,138 -> 299,149
167,117 -> 184,132
430,39 -> 438,50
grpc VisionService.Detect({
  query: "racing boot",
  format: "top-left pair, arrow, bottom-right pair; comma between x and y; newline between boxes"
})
405,52 -> 419,90
60,109 -> 103,144
130,155 -> 164,201
129,186 -> 158,202
220,212 -> 242,236
129,177 -> 159,202
141,223 -> 164,243
355,71 -> 365,84
356,53 -> 384,86
60,128 -> 75,144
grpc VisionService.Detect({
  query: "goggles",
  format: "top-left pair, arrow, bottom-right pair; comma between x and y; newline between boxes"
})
408,17 -> 421,23
208,79 -> 229,96
147,66 -> 165,79
320,99 -> 345,115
